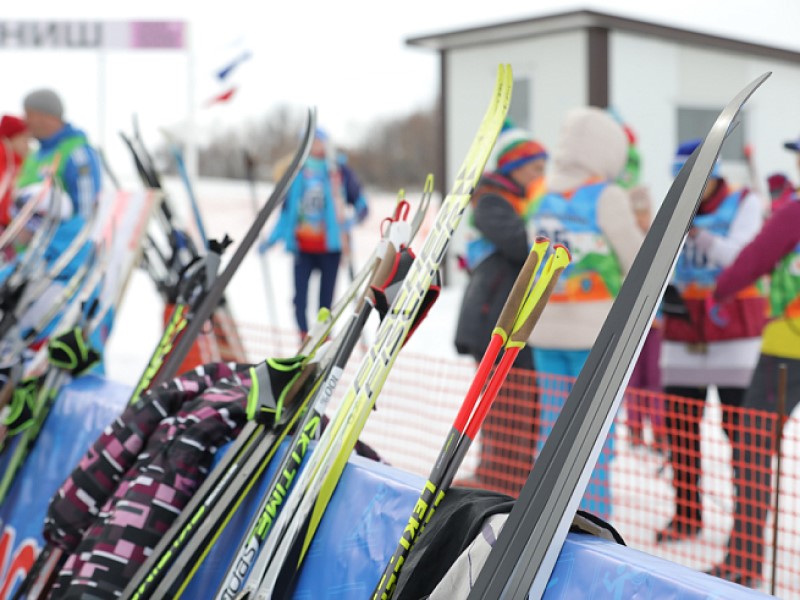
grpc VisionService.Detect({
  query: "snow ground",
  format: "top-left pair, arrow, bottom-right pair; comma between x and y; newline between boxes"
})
104,176 -> 800,598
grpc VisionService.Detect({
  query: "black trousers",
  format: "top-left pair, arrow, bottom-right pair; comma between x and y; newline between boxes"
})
664,385 -> 745,520
725,354 -> 800,577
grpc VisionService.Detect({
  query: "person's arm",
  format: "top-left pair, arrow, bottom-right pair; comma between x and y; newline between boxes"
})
340,164 -> 368,223
61,145 -> 102,218
692,190 -> 762,268
472,194 -> 529,264
715,200 -> 800,301
261,180 -> 297,251
596,184 -> 644,275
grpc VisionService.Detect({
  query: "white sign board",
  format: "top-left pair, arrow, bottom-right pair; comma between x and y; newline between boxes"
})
0,20 -> 186,50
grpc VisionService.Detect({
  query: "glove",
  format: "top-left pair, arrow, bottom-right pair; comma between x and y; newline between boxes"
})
2,377 -> 40,436
692,228 -> 715,253
48,326 -> 101,376
705,295 -> 730,328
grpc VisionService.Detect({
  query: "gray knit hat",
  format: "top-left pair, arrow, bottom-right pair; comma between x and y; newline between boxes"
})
23,88 -> 64,120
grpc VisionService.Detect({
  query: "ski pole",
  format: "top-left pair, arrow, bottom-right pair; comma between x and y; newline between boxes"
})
253,67 -> 512,600
372,240 -> 569,600
0,156 -> 61,253
125,235 -> 231,405
209,202 -> 412,600
120,199 -> 412,600
771,363 -> 787,596
245,151 -> 279,326
98,147 -> 121,191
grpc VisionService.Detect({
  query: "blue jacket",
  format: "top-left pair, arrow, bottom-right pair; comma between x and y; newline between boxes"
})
15,123 -> 102,280
267,158 -> 346,254
339,161 -> 368,224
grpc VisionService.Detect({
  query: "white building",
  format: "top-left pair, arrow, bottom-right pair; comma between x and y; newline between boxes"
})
407,9 -> 800,279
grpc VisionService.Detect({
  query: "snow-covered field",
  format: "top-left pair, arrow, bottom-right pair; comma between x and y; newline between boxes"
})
103,176 -> 800,597
105,176 -> 461,383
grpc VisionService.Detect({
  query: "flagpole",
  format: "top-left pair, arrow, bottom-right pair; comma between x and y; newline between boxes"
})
185,20 -> 198,188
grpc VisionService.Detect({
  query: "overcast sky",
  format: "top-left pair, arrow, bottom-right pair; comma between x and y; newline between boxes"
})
3,0 -> 800,176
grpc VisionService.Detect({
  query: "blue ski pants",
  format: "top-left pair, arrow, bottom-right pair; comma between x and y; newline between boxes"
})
533,347 -> 616,521
293,251 -> 341,334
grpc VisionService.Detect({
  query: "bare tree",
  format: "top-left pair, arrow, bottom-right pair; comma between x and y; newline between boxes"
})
164,102 -> 439,191
347,105 -> 439,190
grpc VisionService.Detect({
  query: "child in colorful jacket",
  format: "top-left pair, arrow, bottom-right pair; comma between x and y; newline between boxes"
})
454,120 -> 547,491
526,107 -> 644,520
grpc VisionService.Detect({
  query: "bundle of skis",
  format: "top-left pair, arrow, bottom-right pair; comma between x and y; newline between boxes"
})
7,65 -> 503,599
4,62 -> 664,599
0,165 -> 127,505
117,116 -> 247,369
10,107 -> 318,598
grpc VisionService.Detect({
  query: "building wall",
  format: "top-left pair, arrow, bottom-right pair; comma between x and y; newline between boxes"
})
611,30 -> 800,210
445,29 -> 586,179
443,30 -> 586,285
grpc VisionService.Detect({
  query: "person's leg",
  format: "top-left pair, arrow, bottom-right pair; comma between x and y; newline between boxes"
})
718,386 -> 747,444
728,408 -> 772,584
641,327 -> 667,449
293,252 -> 315,335
717,355 -> 800,584
563,349 -> 612,520
625,346 -> 647,447
658,385 -> 706,542
533,348 -> 572,457
317,251 -> 342,314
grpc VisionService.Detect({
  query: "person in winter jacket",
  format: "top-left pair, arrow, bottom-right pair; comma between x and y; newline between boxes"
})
527,106 -> 644,520
454,120 -> 547,491
0,89 -> 106,368
614,118 -> 666,452
13,89 -> 102,255
704,163 -> 800,587
657,139 -> 766,544
263,128 -> 366,337
0,114 -> 30,229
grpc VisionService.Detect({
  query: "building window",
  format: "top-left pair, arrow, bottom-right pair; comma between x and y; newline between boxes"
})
677,107 -> 746,161
509,77 -> 531,129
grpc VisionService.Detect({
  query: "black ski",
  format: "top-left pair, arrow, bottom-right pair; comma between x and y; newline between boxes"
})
150,106 -> 315,387
467,72 -> 770,600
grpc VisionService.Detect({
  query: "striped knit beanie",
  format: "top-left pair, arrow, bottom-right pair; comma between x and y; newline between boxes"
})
493,119 -> 547,175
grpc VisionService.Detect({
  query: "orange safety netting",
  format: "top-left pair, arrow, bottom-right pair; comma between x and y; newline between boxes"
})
197,319 -> 800,597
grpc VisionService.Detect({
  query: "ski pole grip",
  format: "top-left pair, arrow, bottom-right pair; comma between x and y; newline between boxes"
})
366,242 -> 398,304
510,244 -> 570,346
493,238 -> 548,342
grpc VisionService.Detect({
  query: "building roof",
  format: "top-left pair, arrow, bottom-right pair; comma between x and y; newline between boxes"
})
406,9 -> 800,63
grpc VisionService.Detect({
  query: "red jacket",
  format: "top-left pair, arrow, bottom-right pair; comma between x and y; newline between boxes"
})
0,139 -> 23,227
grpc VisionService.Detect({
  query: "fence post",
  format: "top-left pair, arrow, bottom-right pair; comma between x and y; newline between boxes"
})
771,363 -> 787,596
